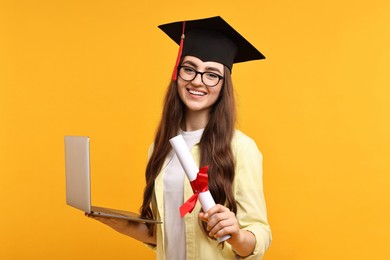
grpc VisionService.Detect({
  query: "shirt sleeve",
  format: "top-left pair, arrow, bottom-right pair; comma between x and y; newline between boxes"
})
233,134 -> 272,259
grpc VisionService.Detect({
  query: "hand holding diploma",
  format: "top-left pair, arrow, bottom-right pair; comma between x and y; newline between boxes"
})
169,135 -> 231,242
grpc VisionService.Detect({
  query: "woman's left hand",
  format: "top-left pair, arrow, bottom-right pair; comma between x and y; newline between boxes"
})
199,204 -> 256,257
198,204 -> 240,240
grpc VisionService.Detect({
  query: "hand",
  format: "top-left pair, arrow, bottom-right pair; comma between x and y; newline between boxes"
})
85,213 -> 156,245
85,213 -> 132,235
198,205 -> 256,257
198,204 -> 239,240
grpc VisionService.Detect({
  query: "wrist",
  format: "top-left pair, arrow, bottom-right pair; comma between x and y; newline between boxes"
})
228,229 -> 255,257
228,229 -> 246,245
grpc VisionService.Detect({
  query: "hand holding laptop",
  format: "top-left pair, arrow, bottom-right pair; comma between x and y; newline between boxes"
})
85,212 -> 157,244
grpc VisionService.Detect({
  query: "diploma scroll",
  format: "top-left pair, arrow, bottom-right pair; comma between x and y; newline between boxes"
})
169,135 -> 231,242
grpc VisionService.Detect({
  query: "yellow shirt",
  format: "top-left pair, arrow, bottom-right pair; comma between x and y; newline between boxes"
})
149,130 -> 272,259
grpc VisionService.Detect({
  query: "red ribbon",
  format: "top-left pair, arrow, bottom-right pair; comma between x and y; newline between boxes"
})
171,20 -> 186,81
180,166 -> 209,218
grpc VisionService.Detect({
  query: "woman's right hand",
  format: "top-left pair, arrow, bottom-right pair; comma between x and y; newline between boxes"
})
85,213 -> 132,234
85,213 -> 156,245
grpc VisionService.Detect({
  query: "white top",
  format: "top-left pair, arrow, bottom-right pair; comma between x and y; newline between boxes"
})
163,128 -> 204,260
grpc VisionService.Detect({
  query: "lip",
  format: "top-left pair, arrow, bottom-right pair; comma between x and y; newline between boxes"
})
187,88 -> 207,97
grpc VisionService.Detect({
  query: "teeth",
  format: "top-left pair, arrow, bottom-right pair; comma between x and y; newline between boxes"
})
188,89 -> 206,96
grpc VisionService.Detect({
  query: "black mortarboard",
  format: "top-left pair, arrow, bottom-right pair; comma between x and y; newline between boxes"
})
158,16 -> 265,80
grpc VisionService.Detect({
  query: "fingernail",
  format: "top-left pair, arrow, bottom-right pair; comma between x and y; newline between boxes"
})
204,213 -> 208,218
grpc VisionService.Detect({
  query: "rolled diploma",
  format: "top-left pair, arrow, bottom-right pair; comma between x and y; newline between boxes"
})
169,135 -> 231,242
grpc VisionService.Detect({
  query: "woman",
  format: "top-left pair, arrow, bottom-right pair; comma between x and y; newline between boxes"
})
88,16 -> 272,259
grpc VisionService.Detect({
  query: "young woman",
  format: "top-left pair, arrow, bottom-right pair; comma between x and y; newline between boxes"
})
87,16 -> 272,259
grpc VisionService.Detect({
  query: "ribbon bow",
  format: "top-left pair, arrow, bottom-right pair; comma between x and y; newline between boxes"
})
180,166 -> 209,218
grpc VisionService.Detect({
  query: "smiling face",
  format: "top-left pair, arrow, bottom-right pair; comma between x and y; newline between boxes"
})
177,56 -> 224,117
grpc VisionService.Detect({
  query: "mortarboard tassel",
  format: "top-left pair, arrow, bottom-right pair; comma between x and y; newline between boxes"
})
171,21 -> 186,81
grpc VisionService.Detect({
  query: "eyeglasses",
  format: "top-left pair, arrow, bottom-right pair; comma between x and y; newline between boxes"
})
177,66 -> 224,87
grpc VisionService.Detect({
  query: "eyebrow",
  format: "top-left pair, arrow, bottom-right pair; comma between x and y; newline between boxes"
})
182,60 -> 223,75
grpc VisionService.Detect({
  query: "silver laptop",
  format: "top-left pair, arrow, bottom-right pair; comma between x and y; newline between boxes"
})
64,136 -> 161,224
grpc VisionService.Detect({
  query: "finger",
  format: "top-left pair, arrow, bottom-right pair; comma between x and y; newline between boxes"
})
198,212 -> 208,222
208,217 -> 235,237
211,217 -> 239,239
204,204 -> 229,219
213,225 -> 236,239
206,211 -> 232,231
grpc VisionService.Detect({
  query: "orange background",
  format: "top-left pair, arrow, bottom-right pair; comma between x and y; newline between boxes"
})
1,0 -> 389,259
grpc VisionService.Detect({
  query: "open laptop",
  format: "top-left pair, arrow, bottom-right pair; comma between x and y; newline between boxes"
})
64,135 -> 161,224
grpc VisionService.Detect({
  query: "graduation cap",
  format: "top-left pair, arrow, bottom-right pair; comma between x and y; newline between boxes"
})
158,16 -> 265,80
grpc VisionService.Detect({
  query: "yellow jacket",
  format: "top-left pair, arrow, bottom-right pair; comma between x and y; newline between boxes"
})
149,130 -> 272,259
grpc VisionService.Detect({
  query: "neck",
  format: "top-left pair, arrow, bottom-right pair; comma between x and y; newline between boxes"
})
182,109 -> 209,131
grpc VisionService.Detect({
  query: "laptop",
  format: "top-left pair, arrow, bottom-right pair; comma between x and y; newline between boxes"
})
64,135 -> 161,224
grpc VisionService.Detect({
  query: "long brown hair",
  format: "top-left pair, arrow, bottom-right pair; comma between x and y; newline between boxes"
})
140,66 -> 237,236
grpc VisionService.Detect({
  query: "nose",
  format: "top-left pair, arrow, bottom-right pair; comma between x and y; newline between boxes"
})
191,72 -> 204,87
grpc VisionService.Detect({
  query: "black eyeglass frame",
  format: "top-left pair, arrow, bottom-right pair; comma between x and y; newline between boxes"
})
177,65 -> 224,87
